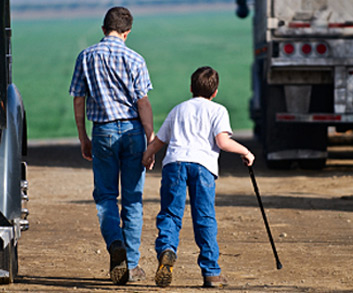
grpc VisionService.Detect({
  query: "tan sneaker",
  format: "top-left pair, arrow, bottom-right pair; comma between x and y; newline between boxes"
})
203,275 -> 228,288
155,250 -> 176,288
128,265 -> 146,282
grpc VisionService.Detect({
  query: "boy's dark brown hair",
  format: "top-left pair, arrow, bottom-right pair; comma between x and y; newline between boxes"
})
191,66 -> 219,98
103,7 -> 133,34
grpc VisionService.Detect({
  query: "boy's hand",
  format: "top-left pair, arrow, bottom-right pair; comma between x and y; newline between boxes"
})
241,151 -> 255,166
142,137 -> 165,170
142,152 -> 155,170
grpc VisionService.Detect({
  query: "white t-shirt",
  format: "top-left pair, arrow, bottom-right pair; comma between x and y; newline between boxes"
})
157,97 -> 233,176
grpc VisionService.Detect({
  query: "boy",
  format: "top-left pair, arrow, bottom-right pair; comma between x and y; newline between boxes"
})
142,66 -> 255,288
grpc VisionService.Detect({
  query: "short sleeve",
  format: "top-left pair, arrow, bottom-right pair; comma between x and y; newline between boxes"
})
133,61 -> 153,100
156,109 -> 174,144
69,52 -> 87,97
212,105 -> 233,137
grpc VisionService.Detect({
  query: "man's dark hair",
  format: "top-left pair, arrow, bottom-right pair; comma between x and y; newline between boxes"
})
191,66 -> 219,98
103,7 -> 133,34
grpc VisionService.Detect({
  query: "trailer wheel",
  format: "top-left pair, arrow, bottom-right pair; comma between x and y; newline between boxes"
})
262,83 -> 328,169
7,240 -> 18,284
266,159 -> 292,170
0,240 -> 18,284
262,84 -> 294,169
298,158 -> 326,170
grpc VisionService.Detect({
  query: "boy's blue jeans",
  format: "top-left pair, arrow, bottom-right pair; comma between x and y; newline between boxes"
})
156,162 -> 221,277
92,120 -> 145,270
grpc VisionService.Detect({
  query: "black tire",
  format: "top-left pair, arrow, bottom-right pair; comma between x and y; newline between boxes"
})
262,83 -> 328,169
11,241 -> 18,282
252,118 -> 262,142
266,159 -> 292,170
0,244 -> 10,284
0,240 -> 18,284
262,84 -> 295,168
298,158 -> 326,170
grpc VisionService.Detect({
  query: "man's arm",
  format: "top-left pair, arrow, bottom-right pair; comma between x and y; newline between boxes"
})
137,95 -> 154,144
216,132 -> 255,166
73,96 -> 92,161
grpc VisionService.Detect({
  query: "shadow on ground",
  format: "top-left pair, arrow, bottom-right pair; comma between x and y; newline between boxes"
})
26,135 -> 262,175
26,134 -> 353,178
16,275 -> 331,293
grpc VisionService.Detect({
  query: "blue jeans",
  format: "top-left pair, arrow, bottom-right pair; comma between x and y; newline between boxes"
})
155,162 -> 221,277
92,120 -> 145,269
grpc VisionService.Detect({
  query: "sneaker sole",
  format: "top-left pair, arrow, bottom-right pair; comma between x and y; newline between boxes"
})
110,247 -> 128,285
155,251 -> 176,288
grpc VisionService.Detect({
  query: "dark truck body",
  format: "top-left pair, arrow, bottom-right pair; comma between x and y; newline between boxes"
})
0,0 -> 28,283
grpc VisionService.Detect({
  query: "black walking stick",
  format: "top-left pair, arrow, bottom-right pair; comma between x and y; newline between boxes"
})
248,166 -> 283,270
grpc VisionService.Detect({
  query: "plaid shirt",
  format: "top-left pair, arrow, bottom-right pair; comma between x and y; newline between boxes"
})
69,36 -> 152,122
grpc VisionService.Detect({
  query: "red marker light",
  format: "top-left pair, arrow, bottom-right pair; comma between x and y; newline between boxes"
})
316,43 -> 327,55
301,43 -> 312,55
283,43 -> 295,55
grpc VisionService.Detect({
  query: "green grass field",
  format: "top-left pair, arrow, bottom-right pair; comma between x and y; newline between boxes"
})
12,10 -> 253,139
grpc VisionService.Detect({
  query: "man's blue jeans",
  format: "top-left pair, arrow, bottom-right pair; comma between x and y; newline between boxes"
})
155,162 -> 221,277
92,120 -> 145,270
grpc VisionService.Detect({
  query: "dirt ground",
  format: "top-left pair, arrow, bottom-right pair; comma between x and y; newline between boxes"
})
2,133 -> 353,292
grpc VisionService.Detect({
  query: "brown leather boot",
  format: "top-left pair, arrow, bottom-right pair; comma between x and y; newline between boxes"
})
109,240 -> 128,285
203,275 -> 228,288
128,265 -> 146,282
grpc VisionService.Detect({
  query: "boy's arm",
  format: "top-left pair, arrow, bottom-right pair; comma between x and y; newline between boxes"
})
137,95 -> 154,144
142,136 -> 165,170
216,132 -> 255,166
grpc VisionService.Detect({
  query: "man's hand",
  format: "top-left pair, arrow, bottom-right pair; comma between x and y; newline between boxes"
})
80,136 -> 92,161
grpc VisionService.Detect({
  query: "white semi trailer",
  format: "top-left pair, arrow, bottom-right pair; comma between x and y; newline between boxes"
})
236,0 -> 353,169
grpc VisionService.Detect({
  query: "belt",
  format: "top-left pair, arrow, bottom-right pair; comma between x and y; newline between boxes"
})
117,117 -> 140,122
94,117 -> 140,124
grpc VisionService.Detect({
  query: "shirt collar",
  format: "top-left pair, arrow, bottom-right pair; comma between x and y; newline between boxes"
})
101,35 -> 125,46
193,96 -> 211,101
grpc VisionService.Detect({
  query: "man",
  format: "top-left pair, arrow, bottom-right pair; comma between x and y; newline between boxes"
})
69,7 -> 153,285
